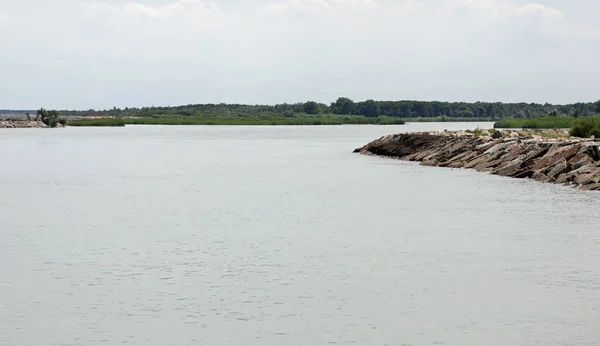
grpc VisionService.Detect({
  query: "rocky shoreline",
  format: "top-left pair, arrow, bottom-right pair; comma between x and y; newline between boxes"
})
0,120 -> 48,128
354,129 -> 600,191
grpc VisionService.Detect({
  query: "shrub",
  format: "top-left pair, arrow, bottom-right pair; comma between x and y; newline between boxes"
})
570,117 -> 600,138
37,108 -> 61,127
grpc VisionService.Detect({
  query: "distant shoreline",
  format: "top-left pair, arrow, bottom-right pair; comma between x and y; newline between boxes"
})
1,116 -> 496,128
66,116 -> 408,126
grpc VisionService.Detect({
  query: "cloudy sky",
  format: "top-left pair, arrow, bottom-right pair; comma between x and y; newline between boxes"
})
0,0 -> 598,110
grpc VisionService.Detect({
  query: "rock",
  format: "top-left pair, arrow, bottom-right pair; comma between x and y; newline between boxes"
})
421,159 -> 438,167
531,170 -> 548,181
531,144 -> 580,171
0,120 -> 47,128
573,171 -> 600,185
513,170 -> 535,179
463,153 -> 493,169
545,158 -> 568,180
493,159 -> 524,176
354,130 -> 600,192
568,153 -> 593,166
580,183 -> 600,191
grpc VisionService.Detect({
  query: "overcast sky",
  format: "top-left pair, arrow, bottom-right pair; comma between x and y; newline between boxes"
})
0,0 -> 598,109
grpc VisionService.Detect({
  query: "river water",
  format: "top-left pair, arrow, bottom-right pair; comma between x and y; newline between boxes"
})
1,123 -> 599,346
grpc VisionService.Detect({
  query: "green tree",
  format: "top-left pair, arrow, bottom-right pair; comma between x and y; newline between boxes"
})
330,97 -> 355,115
595,100 -> 600,113
37,108 -> 61,127
548,109 -> 560,117
302,101 -> 321,115
572,108 -> 582,118
358,99 -> 380,117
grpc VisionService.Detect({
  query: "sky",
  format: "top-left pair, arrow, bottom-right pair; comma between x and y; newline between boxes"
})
0,0 -> 599,110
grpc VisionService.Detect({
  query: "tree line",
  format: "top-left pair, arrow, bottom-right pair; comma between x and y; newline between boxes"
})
54,98 -> 600,119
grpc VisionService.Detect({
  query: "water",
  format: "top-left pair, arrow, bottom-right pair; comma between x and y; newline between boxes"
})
1,123 -> 599,346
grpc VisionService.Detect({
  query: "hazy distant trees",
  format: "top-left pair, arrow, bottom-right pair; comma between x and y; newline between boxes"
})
330,97 -> 355,115
302,101 -> 321,115
357,99 -> 380,117
52,98 -> 600,120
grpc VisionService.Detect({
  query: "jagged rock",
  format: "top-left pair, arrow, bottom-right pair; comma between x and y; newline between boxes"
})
354,130 -> 600,191
568,153 -> 593,166
531,170 -> 548,181
545,158 -> 569,180
421,159 -> 438,167
492,130 -> 503,139
574,172 -> 600,185
493,158 -> 526,176
531,144 -> 580,171
580,183 -> 600,191
463,153 -> 493,169
0,120 -> 47,128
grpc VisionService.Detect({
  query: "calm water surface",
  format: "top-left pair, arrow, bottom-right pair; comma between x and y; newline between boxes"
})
1,123 -> 599,346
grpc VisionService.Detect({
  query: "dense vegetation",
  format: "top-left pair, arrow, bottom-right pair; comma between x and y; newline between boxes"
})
57,98 -> 600,120
33,108 -> 64,127
68,115 -> 406,127
493,116 -> 576,129
493,112 -> 600,139
570,117 -> 600,138
10,98 -> 598,128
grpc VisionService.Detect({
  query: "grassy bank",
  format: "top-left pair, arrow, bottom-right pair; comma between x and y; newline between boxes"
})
493,116 -> 576,129
68,115 -> 407,127
406,117 -> 493,122
493,116 -> 600,138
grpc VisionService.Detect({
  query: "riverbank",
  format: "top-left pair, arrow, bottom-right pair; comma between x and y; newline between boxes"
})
0,120 -> 48,128
354,129 -> 600,191
67,116 -> 407,126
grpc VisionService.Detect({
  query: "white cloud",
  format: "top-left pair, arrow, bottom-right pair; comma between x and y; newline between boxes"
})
0,0 -> 598,109
460,0 -> 563,19
80,0 -> 221,20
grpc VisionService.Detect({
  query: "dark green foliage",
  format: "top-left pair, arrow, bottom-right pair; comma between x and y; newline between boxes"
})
68,115 -> 406,127
55,98 -> 600,121
494,116 -> 575,129
570,117 -> 600,138
330,97 -> 355,115
357,99 -> 380,117
37,108 -> 62,127
548,109 -> 560,117
302,101 -> 321,115
408,116 -> 491,122
68,118 -> 126,127
572,109 -> 582,118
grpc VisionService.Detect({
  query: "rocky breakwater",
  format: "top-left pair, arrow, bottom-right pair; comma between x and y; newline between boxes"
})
354,129 -> 600,191
0,120 -> 48,128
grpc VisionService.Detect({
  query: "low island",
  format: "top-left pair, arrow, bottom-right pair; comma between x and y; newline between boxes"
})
354,128 -> 600,191
2,98 -> 599,127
